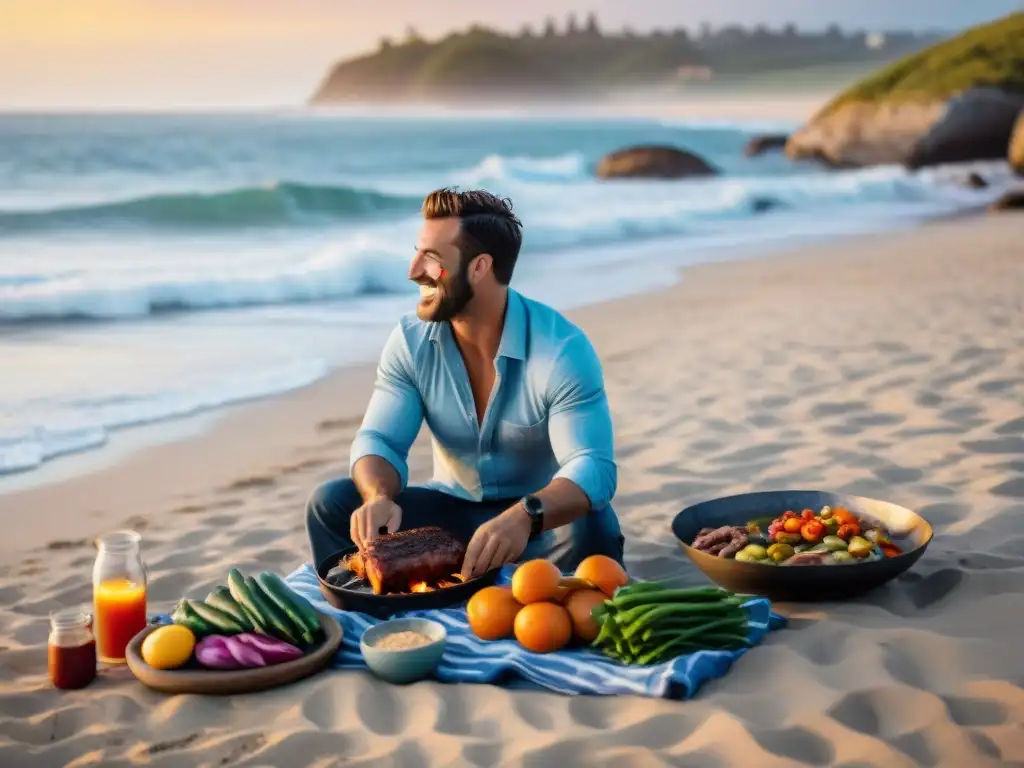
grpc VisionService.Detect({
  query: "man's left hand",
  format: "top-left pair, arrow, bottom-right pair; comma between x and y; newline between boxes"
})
460,504 -> 532,580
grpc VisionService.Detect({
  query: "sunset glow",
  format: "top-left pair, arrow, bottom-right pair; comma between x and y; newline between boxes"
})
1,0 -> 1018,110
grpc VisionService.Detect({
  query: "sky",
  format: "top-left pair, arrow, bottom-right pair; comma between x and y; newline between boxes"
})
1,0 -> 1020,110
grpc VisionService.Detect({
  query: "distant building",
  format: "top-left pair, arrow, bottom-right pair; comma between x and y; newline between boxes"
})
866,32 -> 886,50
676,65 -> 714,81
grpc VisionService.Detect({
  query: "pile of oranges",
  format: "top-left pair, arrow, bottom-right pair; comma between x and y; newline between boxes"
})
466,555 -> 628,653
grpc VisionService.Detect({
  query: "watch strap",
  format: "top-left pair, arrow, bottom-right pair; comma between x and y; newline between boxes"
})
521,494 -> 544,539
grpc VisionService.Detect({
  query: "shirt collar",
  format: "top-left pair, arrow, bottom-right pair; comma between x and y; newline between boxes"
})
496,288 -> 527,361
427,288 -> 527,361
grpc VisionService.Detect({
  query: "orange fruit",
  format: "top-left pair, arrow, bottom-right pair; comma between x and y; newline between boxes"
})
513,602 -> 572,653
574,555 -> 628,597
511,559 -> 563,605
564,589 -> 607,643
466,586 -> 522,641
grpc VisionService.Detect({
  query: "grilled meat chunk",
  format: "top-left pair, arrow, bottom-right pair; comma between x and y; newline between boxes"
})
343,526 -> 465,594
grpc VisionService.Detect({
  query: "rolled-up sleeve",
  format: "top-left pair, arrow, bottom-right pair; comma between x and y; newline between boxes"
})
348,323 -> 424,490
546,333 -> 617,509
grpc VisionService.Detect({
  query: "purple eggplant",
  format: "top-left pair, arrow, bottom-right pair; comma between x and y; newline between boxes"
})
223,635 -> 267,668
195,635 -> 242,670
234,633 -> 303,664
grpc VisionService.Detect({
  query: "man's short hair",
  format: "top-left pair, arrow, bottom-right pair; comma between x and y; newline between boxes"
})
422,187 -> 523,285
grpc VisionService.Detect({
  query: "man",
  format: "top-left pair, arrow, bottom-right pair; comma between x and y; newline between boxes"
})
306,187 -> 624,580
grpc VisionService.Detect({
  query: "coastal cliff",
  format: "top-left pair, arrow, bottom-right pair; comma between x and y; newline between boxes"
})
309,20 -> 938,105
786,13 -> 1024,169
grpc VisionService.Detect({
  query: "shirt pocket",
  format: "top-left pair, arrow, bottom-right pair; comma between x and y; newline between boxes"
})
496,416 -> 550,455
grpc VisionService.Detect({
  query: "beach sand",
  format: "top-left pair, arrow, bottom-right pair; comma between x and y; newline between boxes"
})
1,213 -> 1022,767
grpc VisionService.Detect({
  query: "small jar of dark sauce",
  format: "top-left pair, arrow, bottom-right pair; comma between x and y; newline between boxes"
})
48,609 -> 97,690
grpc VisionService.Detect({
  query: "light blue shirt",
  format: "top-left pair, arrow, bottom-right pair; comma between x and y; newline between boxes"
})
349,288 -> 617,509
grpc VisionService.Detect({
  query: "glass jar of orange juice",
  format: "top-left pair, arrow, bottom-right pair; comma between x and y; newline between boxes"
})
92,530 -> 148,664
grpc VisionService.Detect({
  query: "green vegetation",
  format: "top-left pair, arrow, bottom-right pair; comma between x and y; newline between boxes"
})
819,12 -> 1024,113
313,25 -> 700,102
410,33 -> 568,97
310,17 -> 940,104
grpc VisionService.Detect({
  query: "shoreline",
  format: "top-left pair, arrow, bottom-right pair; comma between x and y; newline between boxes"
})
0,208 -> 1013,560
0,203 -> 981,505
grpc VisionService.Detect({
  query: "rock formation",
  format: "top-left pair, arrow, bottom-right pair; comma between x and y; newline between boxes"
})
1010,110 -> 1024,175
744,134 -> 790,157
785,13 -> 1024,169
595,146 -> 719,180
988,189 -> 1024,211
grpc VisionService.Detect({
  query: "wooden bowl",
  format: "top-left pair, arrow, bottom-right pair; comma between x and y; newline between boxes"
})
671,490 -> 933,601
125,612 -> 342,695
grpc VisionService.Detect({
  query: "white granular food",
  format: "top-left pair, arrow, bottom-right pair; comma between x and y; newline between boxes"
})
372,630 -> 433,650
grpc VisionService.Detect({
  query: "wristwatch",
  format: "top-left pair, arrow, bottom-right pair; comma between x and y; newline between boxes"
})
520,494 -> 545,540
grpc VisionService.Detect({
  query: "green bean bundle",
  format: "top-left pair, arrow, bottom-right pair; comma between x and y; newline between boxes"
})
591,582 -> 752,665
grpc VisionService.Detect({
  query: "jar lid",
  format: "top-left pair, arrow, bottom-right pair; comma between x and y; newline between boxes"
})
95,530 -> 142,551
50,608 -> 92,629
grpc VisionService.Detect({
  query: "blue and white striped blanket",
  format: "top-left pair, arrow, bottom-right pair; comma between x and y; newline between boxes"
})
285,563 -> 786,699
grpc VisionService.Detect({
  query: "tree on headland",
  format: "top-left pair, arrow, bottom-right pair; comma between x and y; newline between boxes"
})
309,13 -> 948,105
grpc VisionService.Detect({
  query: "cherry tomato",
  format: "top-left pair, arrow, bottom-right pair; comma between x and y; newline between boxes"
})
782,517 -> 803,533
800,520 -> 825,542
836,523 -> 861,540
832,508 -> 856,526
801,509 -> 815,521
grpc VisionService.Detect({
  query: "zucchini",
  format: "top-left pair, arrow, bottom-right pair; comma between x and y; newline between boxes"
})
171,599 -> 214,637
245,576 -> 301,645
227,568 -> 272,635
189,599 -> 246,635
256,572 -> 321,641
205,588 -> 254,632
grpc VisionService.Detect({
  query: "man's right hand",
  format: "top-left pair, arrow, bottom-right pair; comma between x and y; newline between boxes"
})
350,496 -> 402,550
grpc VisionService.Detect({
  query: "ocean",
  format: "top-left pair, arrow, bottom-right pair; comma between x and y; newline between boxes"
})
0,111 -> 1011,480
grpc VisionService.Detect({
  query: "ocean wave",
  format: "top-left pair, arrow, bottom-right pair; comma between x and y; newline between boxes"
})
0,182 -> 422,233
0,165 -> 996,325
453,152 -> 589,184
0,239 -> 417,323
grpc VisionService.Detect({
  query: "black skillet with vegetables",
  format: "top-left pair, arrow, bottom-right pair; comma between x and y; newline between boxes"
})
671,490 -> 933,600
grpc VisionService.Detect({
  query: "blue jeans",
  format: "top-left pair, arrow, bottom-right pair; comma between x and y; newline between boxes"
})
305,478 -> 625,573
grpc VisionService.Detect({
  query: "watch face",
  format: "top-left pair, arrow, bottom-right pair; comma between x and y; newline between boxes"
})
524,495 -> 542,515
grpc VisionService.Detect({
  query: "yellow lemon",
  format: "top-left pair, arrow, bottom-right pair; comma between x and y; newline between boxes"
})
141,624 -> 196,670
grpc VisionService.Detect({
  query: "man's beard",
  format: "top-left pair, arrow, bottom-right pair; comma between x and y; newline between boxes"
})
416,265 -> 474,322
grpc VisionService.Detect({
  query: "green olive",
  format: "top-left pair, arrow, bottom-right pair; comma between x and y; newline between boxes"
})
822,535 -> 848,552
740,544 -> 768,560
830,551 -> 854,563
847,536 -> 874,559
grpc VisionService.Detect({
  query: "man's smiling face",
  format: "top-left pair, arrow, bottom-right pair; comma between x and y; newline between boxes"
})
410,217 -> 474,322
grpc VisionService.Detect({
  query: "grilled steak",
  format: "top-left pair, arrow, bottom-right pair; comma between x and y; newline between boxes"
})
343,526 -> 465,594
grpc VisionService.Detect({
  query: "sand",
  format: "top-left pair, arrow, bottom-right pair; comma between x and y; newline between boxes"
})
1,212 -> 1023,767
